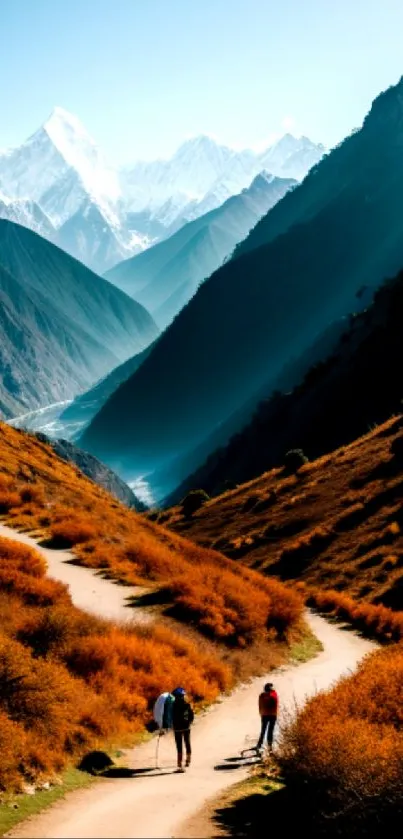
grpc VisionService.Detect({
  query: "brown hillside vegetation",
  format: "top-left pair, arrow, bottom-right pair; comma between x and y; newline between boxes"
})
0,536 -> 230,791
0,423 -> 302,649
210,642 -> 403,837
0,423 -> 303,790
164,413 -> 403,833
278,641 -> 403,834
165,415 -> 403,613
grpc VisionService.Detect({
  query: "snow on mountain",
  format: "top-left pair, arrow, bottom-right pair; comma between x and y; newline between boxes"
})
120,133 -> 325,230
0,107 -> 120,226
176,148 -> 261,226
57,198 -> 149,274
0,109 -> 148,272
0,109 -> 324,273
36,167 -> 90,227
0,193 -> 56,240
166,135 -> 235,196
259,134 -> 325,180
121,135 -> 235,213
44,107 -> 120,202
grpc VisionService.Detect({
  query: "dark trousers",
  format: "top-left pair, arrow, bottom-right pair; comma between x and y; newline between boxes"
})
257,715 -> 276,749
174,729 -> 191,763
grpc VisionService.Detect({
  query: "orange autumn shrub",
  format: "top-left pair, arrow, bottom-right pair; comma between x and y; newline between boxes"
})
163,564 -> 302,645
280,643 -> 403,831
0,535 -> 231,790
0,536 -> 46,577
301,584 -> 403,642
19,483 -> 46,506
49,518 -> 97,548
0,490 -> 21,512
0,711 -> 28,790
0,632 -> 117,789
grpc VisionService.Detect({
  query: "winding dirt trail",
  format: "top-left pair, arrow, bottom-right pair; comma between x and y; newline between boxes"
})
0,523 -> 150,624
0,524 -> 376,839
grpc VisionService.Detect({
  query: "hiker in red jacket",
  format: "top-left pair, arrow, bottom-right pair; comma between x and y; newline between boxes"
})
256,682 -> 278,752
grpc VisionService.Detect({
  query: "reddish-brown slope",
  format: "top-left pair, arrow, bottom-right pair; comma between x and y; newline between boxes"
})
163,415 -> 403,609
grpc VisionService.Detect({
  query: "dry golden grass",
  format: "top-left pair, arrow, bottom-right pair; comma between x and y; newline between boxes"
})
165,415 -> 403,609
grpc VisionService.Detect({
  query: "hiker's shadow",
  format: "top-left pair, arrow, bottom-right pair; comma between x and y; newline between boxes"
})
78,751 -> 175,779
215,753 -> 261,771
101,767 -> 174,778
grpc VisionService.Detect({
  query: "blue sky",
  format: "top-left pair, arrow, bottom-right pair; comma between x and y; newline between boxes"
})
2,0 -> 403,162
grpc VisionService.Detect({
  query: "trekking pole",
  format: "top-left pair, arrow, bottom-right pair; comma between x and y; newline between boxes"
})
155,730 -> 162,769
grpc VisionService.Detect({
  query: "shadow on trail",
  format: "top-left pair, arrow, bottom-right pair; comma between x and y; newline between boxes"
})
214,763 -> 245,771
212,781 -> 403,837
101,766 -> 176,779
223,756 -> 246,763
215,753 -> 261,771
78,750 -> 177,779
101,766 -> 154,778
212,786 -> 292,836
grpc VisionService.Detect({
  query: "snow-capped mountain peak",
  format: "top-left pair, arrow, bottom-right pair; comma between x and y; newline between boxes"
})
43,107 -> 99,164
41,106 -> 121,207
0,107 -> 121,227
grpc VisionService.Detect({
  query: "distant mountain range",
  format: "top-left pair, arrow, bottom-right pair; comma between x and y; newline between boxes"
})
122,133 -> 324,219
0,108 -> 324,274
0,219 -> 158,418
79,75 -> 403,486
105,172 -> 296,328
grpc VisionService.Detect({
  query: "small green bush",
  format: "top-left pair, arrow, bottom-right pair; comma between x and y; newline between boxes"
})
284,449 -> 309,474
181,489 -> 210,519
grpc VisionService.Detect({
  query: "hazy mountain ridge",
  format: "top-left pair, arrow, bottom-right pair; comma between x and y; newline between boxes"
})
106,172 -> 296,328
0,219 -> 158,418
122,133 -> 324,227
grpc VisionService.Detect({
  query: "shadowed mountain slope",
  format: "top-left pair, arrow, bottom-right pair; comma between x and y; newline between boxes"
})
82,77 -> 403,478
0,220 -> 158,417
167,267 -> 403,500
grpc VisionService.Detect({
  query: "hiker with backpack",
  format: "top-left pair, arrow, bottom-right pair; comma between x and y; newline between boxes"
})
256,682 -> 278,752
172,687 -> 194,772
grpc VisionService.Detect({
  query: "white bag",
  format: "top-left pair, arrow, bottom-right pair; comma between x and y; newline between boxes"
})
153,692 -> 172,729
